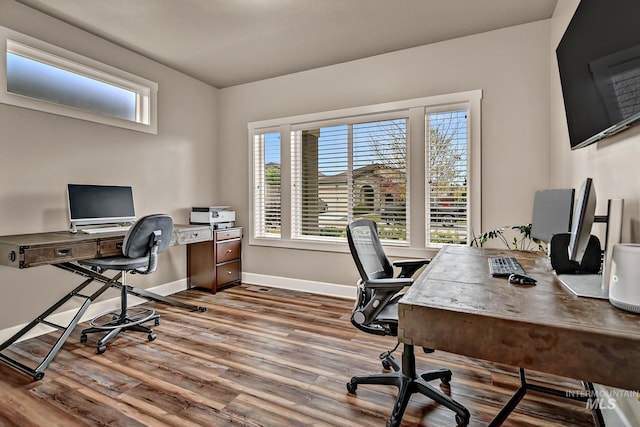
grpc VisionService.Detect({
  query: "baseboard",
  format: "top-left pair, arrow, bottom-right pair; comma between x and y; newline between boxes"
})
0,278 -> 188,344
241,272 -> 355,300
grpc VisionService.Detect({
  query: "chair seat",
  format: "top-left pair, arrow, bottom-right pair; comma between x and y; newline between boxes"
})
376,302 -> 399,324
80,256 -> 149,271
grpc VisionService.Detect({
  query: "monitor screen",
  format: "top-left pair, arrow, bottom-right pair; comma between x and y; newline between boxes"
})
556,0 -> 640,149
568,178 -> 596,262
67,184 -> 135,227
530,189 -> 575,243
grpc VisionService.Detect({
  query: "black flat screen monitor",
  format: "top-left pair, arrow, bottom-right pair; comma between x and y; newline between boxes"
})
530,189 -> 575,243
67,184 -> 135,228
568,178 -> 596,262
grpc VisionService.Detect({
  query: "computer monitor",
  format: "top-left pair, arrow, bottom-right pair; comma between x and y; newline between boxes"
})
67,184 -> 135,231
568,178 -> 596,263
530,189 -> 575,243
556,177 -> 607,299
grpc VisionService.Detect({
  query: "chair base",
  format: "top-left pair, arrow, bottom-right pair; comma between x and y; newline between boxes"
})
80,308 -> 159,354
347,343 -> 470,427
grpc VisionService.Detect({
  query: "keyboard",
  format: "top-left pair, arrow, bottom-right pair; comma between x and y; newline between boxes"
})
81,225 -> 131,234
488,257 -> 525,277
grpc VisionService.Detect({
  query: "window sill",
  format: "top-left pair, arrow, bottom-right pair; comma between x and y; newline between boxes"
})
249,236 -> 440,259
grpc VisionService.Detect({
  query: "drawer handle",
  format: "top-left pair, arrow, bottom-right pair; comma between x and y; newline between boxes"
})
226,249 -> 233,254
56,248 -> 71,257
227,270 -> 232,275
116,242 -> 123,249
192,232 -> 199,238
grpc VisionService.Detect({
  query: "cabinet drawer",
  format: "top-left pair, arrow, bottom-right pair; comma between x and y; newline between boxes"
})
23,242 -> 98,267
99,238 -> 124,257
216,240 -> 240,263
174,226 -> 213,245
215,228 -> 241,241
216,260 -> 241,286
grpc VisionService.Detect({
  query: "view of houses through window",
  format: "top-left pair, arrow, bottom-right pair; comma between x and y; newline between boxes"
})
251,93 -> 477,249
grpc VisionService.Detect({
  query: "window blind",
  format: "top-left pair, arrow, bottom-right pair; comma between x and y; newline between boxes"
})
254,132 -> 281,237
427,110 -> 468,245
292,118 -> 408,242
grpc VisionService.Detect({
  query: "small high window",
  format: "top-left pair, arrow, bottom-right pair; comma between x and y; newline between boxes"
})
1,27 -> 157,134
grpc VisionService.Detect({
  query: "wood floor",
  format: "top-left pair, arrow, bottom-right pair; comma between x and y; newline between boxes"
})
0,284 -> 595,426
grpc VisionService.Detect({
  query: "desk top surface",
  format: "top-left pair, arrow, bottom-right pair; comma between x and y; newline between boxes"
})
401,245 -> 640,338
398,245 -> 640,389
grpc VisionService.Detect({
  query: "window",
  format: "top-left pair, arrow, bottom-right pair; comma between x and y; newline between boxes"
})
253,131 -> 282,237
249,91 -> 481,256
427,110 -> 469,246
291,117 -> 408,242
0,26 -> 157,134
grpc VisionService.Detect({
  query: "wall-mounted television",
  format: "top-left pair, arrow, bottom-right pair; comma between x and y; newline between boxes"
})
556,0 -> 640,150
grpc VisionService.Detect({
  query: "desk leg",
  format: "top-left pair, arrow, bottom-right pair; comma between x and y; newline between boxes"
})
584,382 -> 606,427
0,277 -> 113,381
56,263 -> 207,312
489,368 -> 601,427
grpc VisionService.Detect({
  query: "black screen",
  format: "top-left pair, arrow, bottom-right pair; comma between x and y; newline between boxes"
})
556,0 -> 640,149
68,184 -> 135,222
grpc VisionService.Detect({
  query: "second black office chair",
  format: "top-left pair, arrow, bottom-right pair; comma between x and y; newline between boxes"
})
345,219 -> 470,427
79,214 -> 173,354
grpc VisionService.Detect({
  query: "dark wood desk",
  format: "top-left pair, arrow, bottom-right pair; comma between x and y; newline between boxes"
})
0,224 -> 213,380
398,245 -> 640,424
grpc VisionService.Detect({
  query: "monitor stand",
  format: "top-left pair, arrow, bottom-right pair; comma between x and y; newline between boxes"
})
557,274 -> 608,299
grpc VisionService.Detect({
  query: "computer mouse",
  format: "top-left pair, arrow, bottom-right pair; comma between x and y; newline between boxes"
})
508,273 -> 537,285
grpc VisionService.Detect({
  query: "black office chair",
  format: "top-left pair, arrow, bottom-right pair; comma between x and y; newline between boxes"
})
345,219 -> 470,427
79,214 -> 174,354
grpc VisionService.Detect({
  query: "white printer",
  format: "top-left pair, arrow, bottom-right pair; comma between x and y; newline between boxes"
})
190,206 -> 235,229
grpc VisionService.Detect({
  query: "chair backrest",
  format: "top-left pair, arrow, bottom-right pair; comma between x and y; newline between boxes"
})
347,219 -> 405,336
346,219 -> 394,282
122,214 -> 174,273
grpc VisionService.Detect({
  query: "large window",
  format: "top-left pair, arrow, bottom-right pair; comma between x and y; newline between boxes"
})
291,117 -> 408,242
250,91 -> 481,256
0,26 -> 157,134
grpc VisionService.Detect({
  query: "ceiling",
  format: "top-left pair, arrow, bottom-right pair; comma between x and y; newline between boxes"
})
17,0 -> 558,88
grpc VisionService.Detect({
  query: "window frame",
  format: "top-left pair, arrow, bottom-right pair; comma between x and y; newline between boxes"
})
248,90 -> 482,258
0,26 -> 157,134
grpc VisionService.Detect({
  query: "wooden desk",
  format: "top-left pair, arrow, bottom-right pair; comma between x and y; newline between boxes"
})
398,246 -> 640,423
0,224 -> 213,380
0,224 -> 212,269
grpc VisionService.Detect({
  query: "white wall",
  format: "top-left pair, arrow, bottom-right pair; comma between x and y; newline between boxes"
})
219,20 -> 552,287
550,0 -> 640,244
551,2 -> 640,424
0,1 -> 219,330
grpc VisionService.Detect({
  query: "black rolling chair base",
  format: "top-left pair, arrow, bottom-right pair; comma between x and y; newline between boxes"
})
80,307 -> 159,354
346,344 -> 470,427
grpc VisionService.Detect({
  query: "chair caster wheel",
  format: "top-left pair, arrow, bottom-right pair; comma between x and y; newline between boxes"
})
455,414 -> 469,426
97,345 -> 106,354
154,318 -> 160,326
148,333 -> 157,341
80,334 -> 87,343
346,381 -> 357,394
441,373 -> 452,385
382,359 -> 391,370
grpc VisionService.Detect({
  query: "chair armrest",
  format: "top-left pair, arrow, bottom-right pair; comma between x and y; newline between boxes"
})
393,258 -> 431,278
364,278 -> 413,289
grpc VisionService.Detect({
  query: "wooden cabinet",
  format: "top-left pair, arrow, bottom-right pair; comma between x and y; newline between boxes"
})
187,227 -> 242,293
